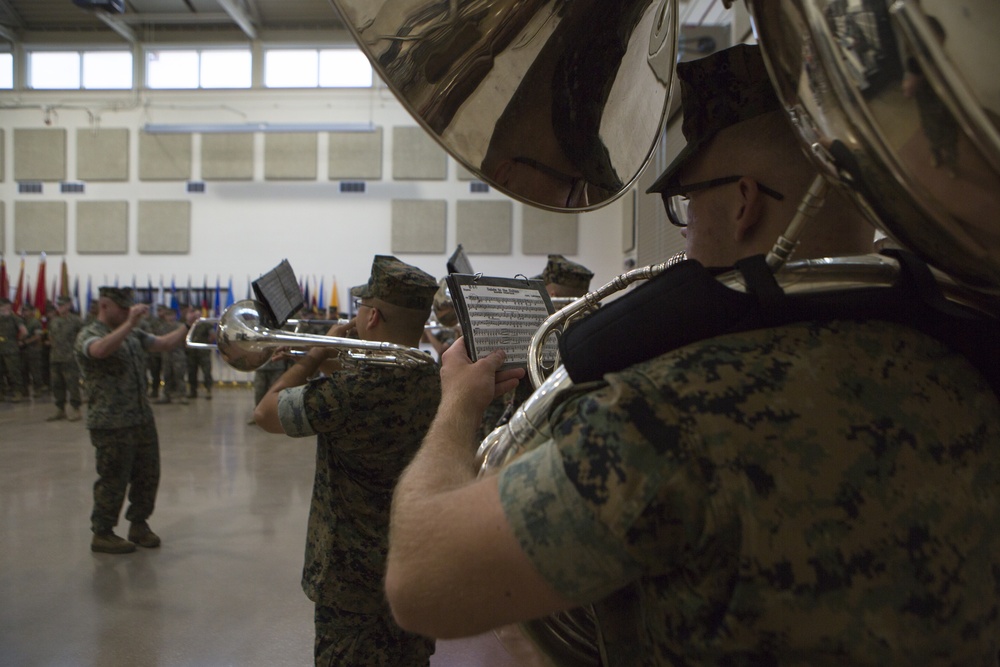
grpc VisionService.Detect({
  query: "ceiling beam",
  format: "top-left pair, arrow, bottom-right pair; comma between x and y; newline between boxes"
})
96,11 -> 137,43
117,12 -> 233,25
0,23 -> 16,43
216,0 -> 256,40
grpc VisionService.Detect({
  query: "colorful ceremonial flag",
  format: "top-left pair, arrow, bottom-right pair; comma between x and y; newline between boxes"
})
59,259 -> 70,299
201,275 -> 209,317
211,276 -> 219,317
318,277 -> 326,317
225,276 -> 234,310
330,276 -> 339,317
73,276 -> 80,313
170,277 -> 178,312
0,255 -> 8,302
303,278 -> 310,311
84,276 -> 93,316
33,252 -> 46,313
12,253 -> 25,314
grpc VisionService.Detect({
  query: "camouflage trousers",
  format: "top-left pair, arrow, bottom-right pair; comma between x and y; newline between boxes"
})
186,350 -> 213,395
162,350 -> 187,399
50,360 -> 82,409
0,350 -> 26,398
314,603 -> 434,667
89,421 -> 160,534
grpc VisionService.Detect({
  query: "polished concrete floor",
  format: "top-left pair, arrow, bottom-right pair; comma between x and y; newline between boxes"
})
0,385 -> 546,667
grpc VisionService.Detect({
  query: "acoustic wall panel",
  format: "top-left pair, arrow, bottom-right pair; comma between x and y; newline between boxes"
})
392,127 -> 447,180
265,133 -> 318,180
137,201 -> 190,253
77,201 -> 128,253
14,129 -> 67,182
139,132 -> 192,181
456,200 -> 512,254
329,128 -> 382,180
202,133 -> 254,181
77,128 -> 129,181
0,203 -> 4,252
391,199 -> 446,253
455,163 -> 477,181
522,207 -> 579,255
14,201 -> 67,253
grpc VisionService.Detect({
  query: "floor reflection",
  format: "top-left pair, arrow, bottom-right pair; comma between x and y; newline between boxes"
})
0,387 -> 525,666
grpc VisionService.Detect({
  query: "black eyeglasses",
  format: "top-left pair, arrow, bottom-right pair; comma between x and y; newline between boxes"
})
512,157 -> 588,208
353,298 -> 387,323
660,175 -> 785,228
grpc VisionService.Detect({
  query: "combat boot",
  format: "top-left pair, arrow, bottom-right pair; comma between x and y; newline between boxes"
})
91,531 -> 136,554
46,409 -> 66,422
205,386 -> 212,400
67,406 -> 82,422
128,521 -> 161,548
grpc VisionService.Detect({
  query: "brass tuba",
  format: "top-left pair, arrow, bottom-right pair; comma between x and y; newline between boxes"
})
331,0 -> 1000,663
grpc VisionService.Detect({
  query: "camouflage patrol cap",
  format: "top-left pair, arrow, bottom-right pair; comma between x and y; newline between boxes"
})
98,286 -> 134,309
56,295 -> 72,306
647,44 -> 782,194
351,255 -> 438,310
541,254 -> 594,291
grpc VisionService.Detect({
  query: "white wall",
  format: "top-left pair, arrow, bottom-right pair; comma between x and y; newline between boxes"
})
0,84 -> 628,309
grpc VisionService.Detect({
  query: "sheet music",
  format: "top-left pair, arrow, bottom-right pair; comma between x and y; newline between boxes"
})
448,275 -> 557,368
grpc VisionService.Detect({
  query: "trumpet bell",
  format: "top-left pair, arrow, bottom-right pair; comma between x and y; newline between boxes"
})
331,0 -> 678,212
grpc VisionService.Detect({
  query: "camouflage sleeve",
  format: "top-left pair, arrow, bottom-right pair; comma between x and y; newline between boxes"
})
498,371 -> 707,602
276,370 -> 364,438
277,384 -> 317,438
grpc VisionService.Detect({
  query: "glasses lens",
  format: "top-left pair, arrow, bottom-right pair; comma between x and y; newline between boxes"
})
666,195 -> 690,228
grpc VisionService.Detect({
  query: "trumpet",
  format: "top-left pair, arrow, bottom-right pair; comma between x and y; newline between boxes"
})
211,300 -> 434,372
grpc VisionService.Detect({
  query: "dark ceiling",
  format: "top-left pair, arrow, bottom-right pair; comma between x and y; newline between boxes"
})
0,0 -> 347,44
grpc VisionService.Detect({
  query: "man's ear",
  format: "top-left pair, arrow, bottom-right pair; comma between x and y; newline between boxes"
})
493,159 -> 514,187
734,177 -> 765,242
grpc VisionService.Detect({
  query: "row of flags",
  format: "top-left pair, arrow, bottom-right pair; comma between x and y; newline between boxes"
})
0,253 -> 342,321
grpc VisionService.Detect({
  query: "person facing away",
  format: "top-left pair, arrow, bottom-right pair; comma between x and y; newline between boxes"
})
156,306 -> 189,405
0,297 -> 28,403
46,295 -> 84,422
75,287 -> 199,554
254,255 -> 441,667
382,44 -> 1000,665
185,314 -> 215,399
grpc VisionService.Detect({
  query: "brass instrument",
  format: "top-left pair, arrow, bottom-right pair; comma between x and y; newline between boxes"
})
214,300 -> 434,372
331,0 -> 1000,663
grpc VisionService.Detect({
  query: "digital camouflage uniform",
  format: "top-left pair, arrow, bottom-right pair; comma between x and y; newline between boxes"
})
279,362 -> 440,666
159,314 -> 188,402
48,304 -> 84,412
499,320 -> 1000,665
21,311 -> 47,396
75,315 -> 160,535
0,306 -> 27,401
278,255 -> 440,666
186,319 -> 214,397
139,313 -> 168,397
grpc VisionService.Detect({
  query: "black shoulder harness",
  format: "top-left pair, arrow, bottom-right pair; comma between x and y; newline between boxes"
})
559,251 -> 1000,396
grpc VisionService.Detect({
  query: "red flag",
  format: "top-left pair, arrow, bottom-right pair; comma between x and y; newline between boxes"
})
12,254 -> 25,314
0,256 -> 8,301
34,252 -> 47,313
